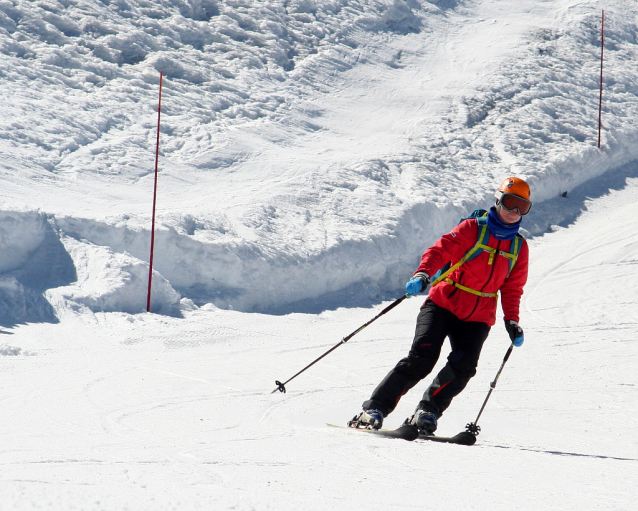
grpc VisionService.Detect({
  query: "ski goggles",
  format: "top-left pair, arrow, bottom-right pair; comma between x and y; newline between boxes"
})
498,193 -> 533,215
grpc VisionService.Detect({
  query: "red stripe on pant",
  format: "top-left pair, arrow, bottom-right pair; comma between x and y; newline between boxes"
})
432,380 -> 452,397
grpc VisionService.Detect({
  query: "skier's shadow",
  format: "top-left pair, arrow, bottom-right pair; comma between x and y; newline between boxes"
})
489,444 -> 638,462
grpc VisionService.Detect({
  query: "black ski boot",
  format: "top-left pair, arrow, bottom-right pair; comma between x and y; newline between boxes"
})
408,409 -> 438,435
348,409 -> 384,430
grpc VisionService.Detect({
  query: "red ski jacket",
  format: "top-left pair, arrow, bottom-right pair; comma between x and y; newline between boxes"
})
415,218 -> 529,326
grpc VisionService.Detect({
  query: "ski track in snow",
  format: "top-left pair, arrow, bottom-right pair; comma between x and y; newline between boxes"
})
0,1 -> 637,510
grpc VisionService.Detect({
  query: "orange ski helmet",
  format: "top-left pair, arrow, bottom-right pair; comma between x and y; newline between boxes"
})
495,177 -> 532,215
496,177 -> 530,200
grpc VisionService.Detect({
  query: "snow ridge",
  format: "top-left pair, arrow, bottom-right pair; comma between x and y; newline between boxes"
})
2,0 -> 638,318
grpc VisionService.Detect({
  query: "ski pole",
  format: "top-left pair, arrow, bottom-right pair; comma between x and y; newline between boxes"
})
465,343 -> 514,435
271,294 -> 409,394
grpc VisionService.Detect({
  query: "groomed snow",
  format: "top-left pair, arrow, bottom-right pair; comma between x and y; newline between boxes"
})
1,1 -> 637,509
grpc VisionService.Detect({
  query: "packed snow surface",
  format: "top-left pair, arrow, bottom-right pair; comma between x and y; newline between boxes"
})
0,0 -> 637,509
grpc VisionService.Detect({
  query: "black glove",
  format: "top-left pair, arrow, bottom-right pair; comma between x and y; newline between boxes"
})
505,320 -> 524,347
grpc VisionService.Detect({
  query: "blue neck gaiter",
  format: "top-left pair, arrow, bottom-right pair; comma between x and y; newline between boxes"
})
487,206 -> 521,240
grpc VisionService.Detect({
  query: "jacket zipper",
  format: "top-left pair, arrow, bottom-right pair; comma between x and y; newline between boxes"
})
460,240 -> 501,321
447,270 -> 462,299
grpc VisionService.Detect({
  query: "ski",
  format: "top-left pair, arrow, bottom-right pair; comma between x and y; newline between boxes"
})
326,423 -> 419,441
327,423 -> 477,445
419,431 -> 477,446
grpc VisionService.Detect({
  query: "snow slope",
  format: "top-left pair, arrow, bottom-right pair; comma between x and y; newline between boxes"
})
1,170 -> 637,510
1,0 -> 638,509
2,0 -> 638,315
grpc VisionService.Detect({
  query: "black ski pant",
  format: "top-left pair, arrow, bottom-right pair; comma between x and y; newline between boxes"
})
362,300 -> 490,419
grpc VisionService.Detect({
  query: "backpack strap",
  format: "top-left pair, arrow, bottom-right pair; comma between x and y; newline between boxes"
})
430,216 -> 490,287
466,215 -> 497,265
429,214 -> 521,291
498,234 -> 522,276
440,277 -> 498,298
471,216 -> 522,275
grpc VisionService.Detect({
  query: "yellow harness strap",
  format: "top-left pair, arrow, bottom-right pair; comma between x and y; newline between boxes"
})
430,222 -> 512,299
430,224 -> 493,287
442,278 -> 498,298
498,236 -> 520,269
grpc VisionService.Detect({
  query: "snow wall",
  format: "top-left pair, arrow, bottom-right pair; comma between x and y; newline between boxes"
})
1,0 -> 638,321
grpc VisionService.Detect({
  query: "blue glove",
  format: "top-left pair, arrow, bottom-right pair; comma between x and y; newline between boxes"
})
505,320 -> 524,347
406,273 -> 430,296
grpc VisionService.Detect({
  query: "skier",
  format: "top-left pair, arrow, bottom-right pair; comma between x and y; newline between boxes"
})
350,177 -> 531,434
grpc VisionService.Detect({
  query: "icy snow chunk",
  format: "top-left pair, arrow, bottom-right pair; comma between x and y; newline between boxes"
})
50,236 -> 181,315
0,344 -> 21,356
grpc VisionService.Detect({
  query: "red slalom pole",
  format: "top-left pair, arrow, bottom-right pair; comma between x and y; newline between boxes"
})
598,10 -> 605,148
147,71 -> 163,312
